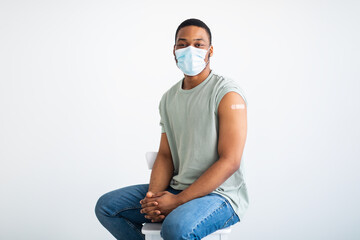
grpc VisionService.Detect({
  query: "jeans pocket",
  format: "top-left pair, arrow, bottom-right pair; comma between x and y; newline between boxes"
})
222,213 -> 240,229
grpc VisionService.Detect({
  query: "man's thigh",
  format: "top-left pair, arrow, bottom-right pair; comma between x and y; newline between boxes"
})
160,193 -> 239,239
96,183 -> 152,224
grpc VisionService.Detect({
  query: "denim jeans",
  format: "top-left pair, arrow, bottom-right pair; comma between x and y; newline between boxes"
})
95,183 -> 240,240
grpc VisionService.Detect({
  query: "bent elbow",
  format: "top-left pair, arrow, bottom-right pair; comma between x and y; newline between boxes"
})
232,160 -> 241,171
221,157 -> 241,172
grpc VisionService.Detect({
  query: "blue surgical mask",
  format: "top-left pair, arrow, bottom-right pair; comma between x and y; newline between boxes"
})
175,46 -> 211,76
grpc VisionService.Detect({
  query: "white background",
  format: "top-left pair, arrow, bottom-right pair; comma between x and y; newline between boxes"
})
1,0 -> 359,239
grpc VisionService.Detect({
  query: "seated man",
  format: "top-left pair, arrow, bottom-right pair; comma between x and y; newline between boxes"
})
95,18 -> 249,240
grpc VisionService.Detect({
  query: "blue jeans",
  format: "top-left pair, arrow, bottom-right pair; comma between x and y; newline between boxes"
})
95,183 -> 240,240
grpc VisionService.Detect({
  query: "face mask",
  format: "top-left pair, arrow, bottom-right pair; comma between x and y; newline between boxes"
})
175,45 -> 211,76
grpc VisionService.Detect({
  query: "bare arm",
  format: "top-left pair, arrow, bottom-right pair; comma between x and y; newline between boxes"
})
148,132 -> 174,193
176,91 -> 247,204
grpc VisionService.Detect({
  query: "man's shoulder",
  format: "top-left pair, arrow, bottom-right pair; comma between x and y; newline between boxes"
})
211,71 -> 248,106
213,72 -> 238,84
211,71 -> 241,88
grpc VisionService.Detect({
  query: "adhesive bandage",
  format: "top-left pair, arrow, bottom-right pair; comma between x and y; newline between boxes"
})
231,104 -> 245,109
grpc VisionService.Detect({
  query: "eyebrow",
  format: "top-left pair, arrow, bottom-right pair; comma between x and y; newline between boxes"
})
177,38 -> 206,42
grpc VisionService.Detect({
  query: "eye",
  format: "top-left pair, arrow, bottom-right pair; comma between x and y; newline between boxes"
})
195,43 -> 205,47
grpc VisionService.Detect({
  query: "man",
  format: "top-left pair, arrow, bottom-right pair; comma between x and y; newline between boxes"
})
95,18 -> 249,240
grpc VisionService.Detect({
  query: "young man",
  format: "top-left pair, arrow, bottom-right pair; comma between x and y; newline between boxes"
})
95,18 -> 249,240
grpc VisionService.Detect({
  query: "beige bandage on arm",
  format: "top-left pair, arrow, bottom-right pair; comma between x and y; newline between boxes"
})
230,104 -> 245,109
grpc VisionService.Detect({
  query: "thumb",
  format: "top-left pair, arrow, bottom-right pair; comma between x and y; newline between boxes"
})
146,191 -> 154,198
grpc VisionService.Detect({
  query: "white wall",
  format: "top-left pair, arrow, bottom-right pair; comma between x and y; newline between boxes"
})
1,0 -> 359,239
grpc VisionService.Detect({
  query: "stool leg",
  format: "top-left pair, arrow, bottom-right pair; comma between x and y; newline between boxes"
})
145,235 -> 161,240
220,235 -> 229,240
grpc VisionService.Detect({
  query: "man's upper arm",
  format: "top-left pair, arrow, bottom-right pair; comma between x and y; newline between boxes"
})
158,132 -> 172,161
217,91 -> 247,168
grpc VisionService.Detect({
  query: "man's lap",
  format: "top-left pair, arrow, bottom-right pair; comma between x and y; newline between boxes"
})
96,183 -> 239,237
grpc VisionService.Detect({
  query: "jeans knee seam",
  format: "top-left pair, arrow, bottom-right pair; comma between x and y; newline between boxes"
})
113,206 -> 141,217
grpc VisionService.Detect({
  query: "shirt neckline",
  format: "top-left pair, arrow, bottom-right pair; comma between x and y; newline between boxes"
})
177,70 -> 214,94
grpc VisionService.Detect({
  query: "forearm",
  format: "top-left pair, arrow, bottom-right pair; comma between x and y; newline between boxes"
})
148,153 -> 174,193
176,157 -> 238,204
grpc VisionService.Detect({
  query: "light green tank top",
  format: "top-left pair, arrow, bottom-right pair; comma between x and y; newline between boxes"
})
158,70 -> 249,220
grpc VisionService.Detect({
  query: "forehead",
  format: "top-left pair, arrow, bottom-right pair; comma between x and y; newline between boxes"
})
176,26 -> 210,42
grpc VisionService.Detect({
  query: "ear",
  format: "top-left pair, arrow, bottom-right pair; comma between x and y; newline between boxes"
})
209,45 -> 213,57
173,45 -> 177,63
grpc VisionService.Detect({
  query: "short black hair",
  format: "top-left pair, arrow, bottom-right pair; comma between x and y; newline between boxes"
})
175,18 -> 212,45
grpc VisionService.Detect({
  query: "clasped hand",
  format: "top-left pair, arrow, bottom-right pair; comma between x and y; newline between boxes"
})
140,191 -> 181,222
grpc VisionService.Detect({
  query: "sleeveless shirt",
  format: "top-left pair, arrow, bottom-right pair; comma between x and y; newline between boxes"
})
158,70 -> 249,220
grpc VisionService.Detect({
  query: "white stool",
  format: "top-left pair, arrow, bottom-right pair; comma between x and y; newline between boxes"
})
141,222 -> 231,240
142,152 -> 232,240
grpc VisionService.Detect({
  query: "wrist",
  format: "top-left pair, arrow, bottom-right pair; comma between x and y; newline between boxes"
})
176,191 -> 190,205
148,187 -> 162,194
